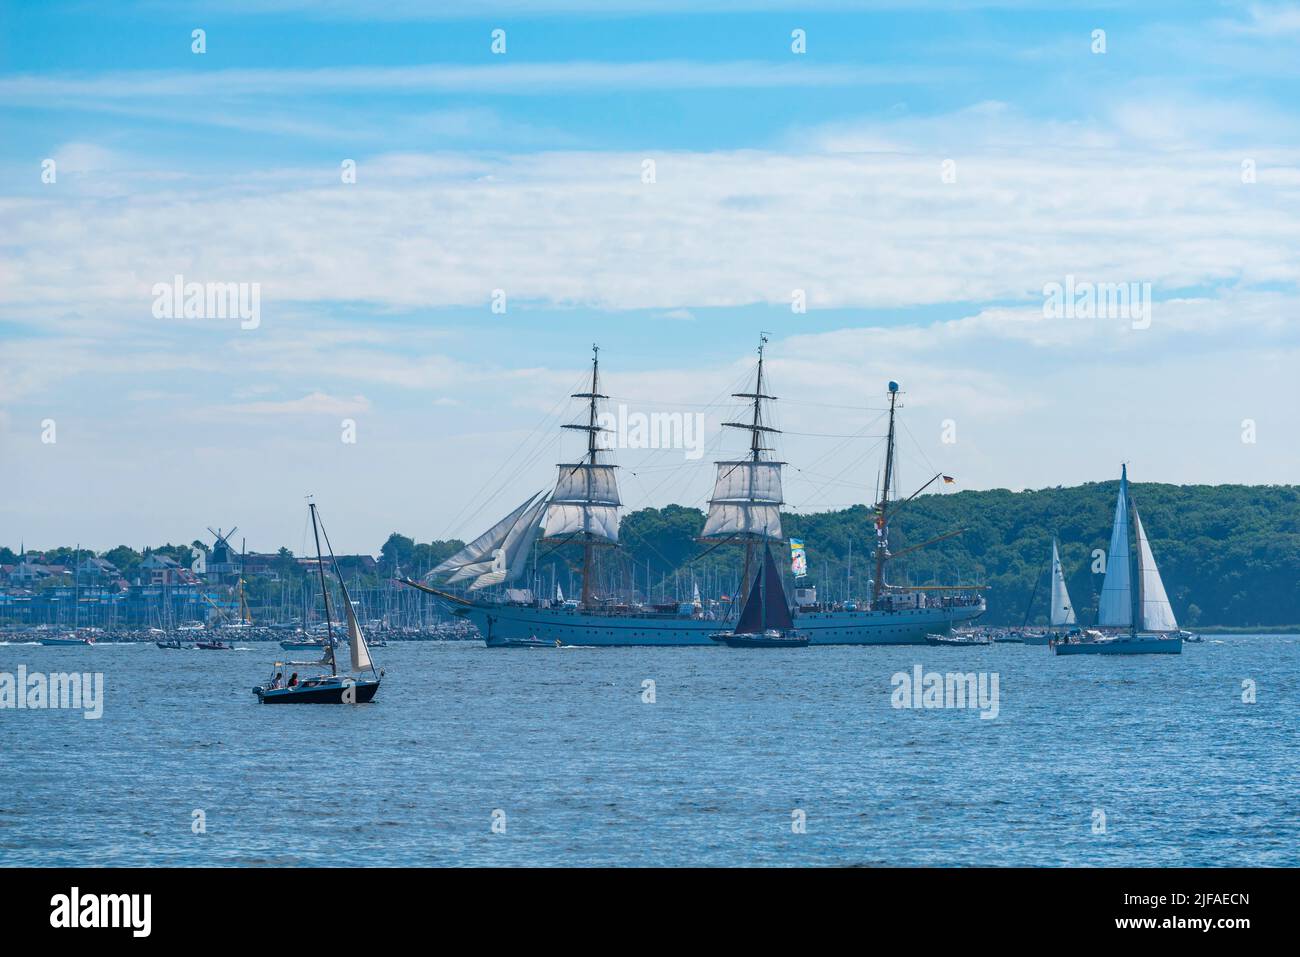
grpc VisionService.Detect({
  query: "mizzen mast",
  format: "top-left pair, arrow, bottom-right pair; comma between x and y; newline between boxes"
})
871,381 -> 900,608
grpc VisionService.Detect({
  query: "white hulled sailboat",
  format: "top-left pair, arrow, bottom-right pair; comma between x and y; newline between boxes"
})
1021,539 -> 1077,645
1054,465 -> 1183,655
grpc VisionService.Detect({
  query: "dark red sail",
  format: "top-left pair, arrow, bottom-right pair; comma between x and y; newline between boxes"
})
735,544 -> 794,634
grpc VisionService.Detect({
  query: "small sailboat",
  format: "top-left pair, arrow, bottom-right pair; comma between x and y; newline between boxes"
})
40,634 -> 95,646
927,631 -> 991,646
254,501 -> 382,703
1020,539 -> 1077,646
710,544 -> 809,648
1054,466 -> 1183,656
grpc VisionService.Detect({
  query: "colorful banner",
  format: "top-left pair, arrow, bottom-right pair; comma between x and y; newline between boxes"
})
789,538 -> 807,579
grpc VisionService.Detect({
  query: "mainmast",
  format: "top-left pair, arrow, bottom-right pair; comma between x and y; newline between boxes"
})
871,381 -> 900,608
701,334 -> 784,596
308,501 -> 338,676
543,345 -> 622,610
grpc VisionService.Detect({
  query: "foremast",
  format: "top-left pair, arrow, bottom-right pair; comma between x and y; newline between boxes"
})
699,334 -> 784,594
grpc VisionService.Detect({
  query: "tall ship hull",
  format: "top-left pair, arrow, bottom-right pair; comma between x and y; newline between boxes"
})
447,598 -> 984,647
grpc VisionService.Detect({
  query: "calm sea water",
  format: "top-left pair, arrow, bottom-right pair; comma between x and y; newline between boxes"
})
1,636 -> 1296,867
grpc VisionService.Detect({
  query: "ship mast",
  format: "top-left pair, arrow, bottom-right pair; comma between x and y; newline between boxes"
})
308,501 -> 338,676
705,334 -> 783,595
566,345 -> 605,609
872,381 -> 900,608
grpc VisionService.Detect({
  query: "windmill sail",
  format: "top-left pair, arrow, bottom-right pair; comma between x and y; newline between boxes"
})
431,492 -> 542,582
1049,539 -> 1077,627
735,545 -> 794,634
1133,504 -> 1178,632
1097,466 -> 1133,628
700,461 -> 784,540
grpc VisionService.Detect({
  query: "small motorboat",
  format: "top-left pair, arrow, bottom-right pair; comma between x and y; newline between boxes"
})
926,632 -> 991,646
279,637 -> 334,651
489,634 -> 553,649
710,544 -> 808,649
196,639 -> 234,650
155,638 -> 192,650
39,634 -> 95,647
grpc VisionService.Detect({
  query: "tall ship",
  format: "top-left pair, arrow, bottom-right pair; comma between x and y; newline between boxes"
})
404,341 -> 984,646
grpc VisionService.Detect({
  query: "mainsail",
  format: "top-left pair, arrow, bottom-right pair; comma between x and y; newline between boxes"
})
1049,538 -> 1077,627
735,544 -> 794,634
544,463 -> 621,543
1133,504 -> 1178,632
431,492 -> 542,583
700,461 -> 784,540
700,335 -> 784,543
1097,465 -> 1133,628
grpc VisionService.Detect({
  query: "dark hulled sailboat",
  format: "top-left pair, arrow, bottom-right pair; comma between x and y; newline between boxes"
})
253,501 -> 382,703
710,544 -> 808,648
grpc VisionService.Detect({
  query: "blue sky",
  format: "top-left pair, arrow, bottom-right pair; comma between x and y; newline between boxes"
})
1,1 -> 1298,553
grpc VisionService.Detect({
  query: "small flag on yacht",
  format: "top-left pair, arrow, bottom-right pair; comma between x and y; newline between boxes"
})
942,475 -> 955,484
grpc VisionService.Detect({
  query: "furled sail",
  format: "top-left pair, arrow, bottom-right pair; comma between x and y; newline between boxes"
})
1133,504 -> 1178,632
735,545 -> 794,634
544,462 -> 621,544
430,492 -> 542,581
1049,539 -> 1077,627
469,493 -> 549,590
1097,465 -> 1133,628
700,460 -> 784,540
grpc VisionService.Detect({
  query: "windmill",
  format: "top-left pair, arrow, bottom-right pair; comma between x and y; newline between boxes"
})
207,526 -> 240,581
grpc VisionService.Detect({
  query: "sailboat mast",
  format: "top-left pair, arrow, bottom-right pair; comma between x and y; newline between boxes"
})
872,383 -> 899,607
308,502 -> 338,676
580,345 -> 600,609
739,336 -> 768,592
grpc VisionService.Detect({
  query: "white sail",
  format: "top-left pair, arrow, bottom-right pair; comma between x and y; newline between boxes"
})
344,597 -> 372,671
700,461 -> 784,540
1133,505 -> 1178,632
1049,539 -> 1077,627
469,494 -> 549,590
1097,466 -> 1133,628
555,581 -> 564,602
543,503 -> 620,543
430,493 -> 541,580
544,462 -> 621,544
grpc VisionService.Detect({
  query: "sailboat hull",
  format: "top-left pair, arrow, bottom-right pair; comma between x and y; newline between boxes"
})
457,600 -> 984,647
1054,636 -> 1182,655
255,678 -> 381,704
39,638 -> 93,646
